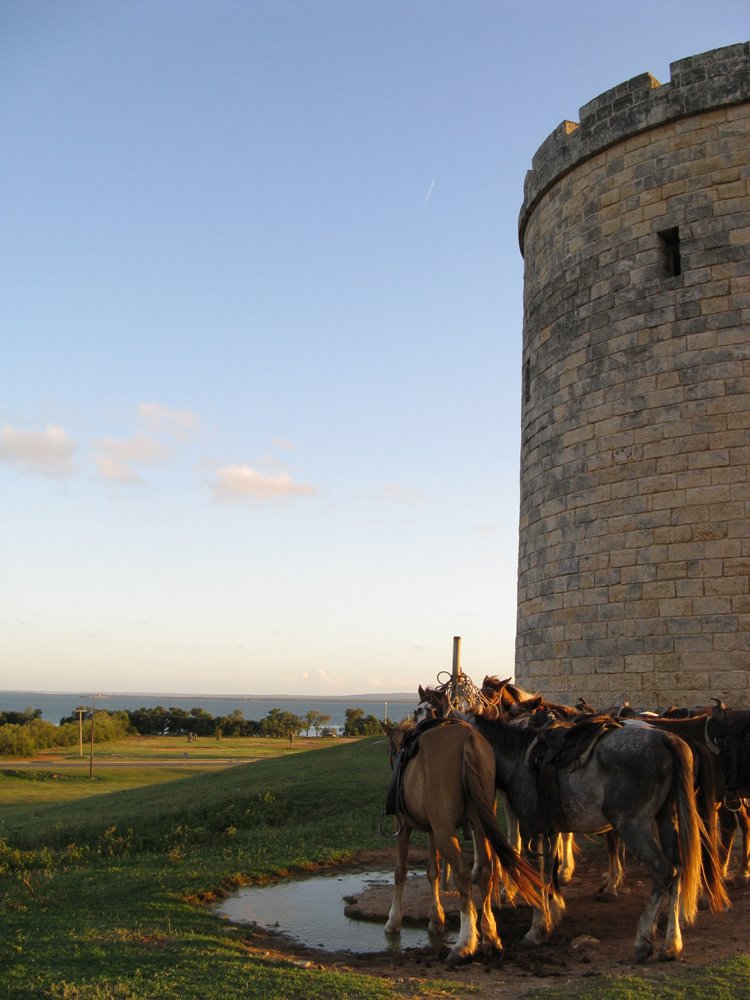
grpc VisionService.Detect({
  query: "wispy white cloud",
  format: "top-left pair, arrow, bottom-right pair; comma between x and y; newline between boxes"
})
424,177 -> 436,207
210,464 -> 317,506
136,402 -> 199,441
0,424 -> 76,478
94,432 -> 168,483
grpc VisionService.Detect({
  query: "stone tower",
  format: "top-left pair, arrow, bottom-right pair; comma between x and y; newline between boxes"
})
516,42 -> 750,710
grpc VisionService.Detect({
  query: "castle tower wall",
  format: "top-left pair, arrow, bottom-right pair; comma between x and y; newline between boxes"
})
516,42 -> 750,709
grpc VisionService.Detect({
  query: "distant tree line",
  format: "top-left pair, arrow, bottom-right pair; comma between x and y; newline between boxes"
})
0,709 -> 133,757
0,703 -> 387,756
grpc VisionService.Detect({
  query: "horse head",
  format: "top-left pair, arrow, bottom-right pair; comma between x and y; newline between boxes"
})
413,685 -> 451,723
380,719 -> 412,767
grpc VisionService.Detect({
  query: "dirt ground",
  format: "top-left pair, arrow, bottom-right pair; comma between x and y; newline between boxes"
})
240,844 -> 750,998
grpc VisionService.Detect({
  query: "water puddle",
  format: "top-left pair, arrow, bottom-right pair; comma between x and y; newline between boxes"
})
214,869 -> 449,954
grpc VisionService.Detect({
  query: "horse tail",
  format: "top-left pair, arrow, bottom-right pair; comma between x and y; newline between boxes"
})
664,732 -> 704,926
691,745 -> 731,914
462,738 -> 544,910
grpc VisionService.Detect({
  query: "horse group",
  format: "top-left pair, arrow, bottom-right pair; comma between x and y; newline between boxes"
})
381,676 -> 750,965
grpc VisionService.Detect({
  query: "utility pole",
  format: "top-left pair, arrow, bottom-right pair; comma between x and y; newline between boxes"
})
89,695 -> 96,779
76,708 -> 85,757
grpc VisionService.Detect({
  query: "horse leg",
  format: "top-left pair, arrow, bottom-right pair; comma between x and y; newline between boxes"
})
735,805 -> 750,887
439,833 -> 479,964
655,808 -> 684,961
558,832 -> 576,885
615,818 -> 676,962
596,830 -> 626,901
500,797 -> 520,903
521,835 -> 559,947
719,802 -> 750,887
426,833 -> 446,935
471,831 -> 503,956
718,803 -> 737,878
385,827 -> 411,935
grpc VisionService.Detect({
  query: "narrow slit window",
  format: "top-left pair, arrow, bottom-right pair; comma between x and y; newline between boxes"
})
658,227 -> 681,277
524,358 -> 531,404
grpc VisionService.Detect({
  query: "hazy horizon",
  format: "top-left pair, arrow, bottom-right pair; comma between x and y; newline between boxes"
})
0,687 -> 416,701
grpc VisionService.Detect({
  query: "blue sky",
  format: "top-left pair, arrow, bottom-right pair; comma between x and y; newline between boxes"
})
1,1 -> 748,696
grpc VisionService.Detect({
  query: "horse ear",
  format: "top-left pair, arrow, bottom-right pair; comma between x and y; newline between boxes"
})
380,720 -> 392,736
418,685 -> 426,699
712,699 -> 728,718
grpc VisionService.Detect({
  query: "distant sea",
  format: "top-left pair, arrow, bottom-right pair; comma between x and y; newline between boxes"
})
0,690 -> 417,733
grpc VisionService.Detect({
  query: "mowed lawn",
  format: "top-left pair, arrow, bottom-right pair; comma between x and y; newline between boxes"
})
0,735 -> 346,838
4,731 -> 348,761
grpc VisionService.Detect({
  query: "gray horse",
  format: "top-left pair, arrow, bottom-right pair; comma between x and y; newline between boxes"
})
471,712 -> 712,963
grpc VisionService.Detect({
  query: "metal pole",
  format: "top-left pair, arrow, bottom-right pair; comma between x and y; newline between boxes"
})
452,636 -> 462,694
89,695 -> 96,779
441,637 -> 463,894
384,701 -> 388,723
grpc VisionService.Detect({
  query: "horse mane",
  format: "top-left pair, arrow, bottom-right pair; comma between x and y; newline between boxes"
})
472,713 -> 536,753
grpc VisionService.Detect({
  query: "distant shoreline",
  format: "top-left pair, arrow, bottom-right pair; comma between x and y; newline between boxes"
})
0,689 -> 416,703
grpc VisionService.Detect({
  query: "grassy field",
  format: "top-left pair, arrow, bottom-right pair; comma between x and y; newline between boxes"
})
9,732 -> 346,761
0,735 -> 339,837
1,735 -> 749,999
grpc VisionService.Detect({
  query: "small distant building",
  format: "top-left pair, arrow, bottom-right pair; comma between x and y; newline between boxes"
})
516,42 -> 750,709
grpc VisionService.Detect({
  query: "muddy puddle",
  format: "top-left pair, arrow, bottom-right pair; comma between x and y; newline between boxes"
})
214,869 -> 449,954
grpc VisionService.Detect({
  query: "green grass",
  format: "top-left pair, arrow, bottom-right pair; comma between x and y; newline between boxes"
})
1,735 -> 749,999
0,735 -> 339,835
15,732 -> 346,761
0,736 -> 463,999
0,767 -> 218,842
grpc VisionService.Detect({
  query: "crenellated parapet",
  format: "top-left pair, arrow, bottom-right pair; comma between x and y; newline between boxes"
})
519,42 -> 750,253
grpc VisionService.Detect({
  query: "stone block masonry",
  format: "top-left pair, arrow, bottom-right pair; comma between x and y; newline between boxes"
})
516,42 -> 750,710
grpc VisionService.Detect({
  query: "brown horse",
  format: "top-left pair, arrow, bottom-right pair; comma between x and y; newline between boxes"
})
381,718 -> 543,963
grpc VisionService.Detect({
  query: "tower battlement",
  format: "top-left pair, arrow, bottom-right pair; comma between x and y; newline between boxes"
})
519,42 -> 750,253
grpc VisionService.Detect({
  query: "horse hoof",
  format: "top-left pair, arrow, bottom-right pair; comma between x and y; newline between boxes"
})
658,949 -> 679,962
634,943 -> 653,963
521,932 -> 543,948
446,950 -> 474,967
480,940 -> 503,958
595,889 -> 617,903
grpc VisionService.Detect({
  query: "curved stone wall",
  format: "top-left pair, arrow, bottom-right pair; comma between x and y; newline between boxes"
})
516,42 -> 750,709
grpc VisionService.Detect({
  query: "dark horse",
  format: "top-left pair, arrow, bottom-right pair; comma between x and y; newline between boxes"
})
381,719 -> 543,963
471,712 -> 711,962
